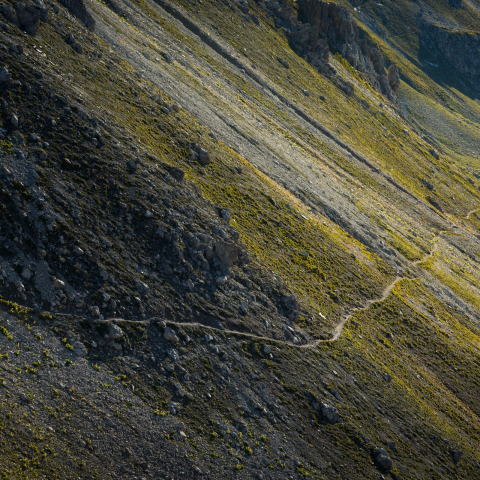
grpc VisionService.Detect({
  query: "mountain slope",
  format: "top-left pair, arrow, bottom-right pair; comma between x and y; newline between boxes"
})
0,0 -> 480,479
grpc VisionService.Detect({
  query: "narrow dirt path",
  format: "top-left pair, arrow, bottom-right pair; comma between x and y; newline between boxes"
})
155,205 -> 476,348
147,234 -> 442,349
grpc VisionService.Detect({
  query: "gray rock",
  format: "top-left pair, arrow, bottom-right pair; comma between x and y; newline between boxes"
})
429,149 -> 440,160
73,247 -> 84,255
320,403 -> 339,424
452,450 -> 463,463
21,268 -> 32,280
136,280 -> 149,294
100,270 -> 108,280
108,324 -> 123,339
220,207 -> 231,223
53,278 -> 65,289
215,275 -> 228,286
170,167 -> 185,181
198,149 -> 211,165
277,56 -> 290,69
73,341 -> 88,357
105,417 -> 115,427
372,448 -> 393,471
262,344 -> 271,354
127,160 -> 137,172
164,327 -> 179,344
19,393 -> 32,403
11,114 -> 18,129
283,294 -> 300,320
162,52 -> 173,63
0,66 -> 12,83
214,242 -> 239,266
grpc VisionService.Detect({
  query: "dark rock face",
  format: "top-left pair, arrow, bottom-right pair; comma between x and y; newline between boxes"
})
59,0 -> 96,32
0,2 -> 48,36
266,0 -> 399,102
419,21 -> 480,88
387,64 -> 400,95
448,0 -> 462,7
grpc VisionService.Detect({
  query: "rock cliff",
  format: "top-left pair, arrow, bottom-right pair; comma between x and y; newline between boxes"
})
419,21 -> 480,89
265,0 -> 399,102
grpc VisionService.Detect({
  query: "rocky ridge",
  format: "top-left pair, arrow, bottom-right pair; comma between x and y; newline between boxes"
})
264,0 -> 400,102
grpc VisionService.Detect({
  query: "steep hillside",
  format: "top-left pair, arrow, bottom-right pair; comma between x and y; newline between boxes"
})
0,0 -> 480,479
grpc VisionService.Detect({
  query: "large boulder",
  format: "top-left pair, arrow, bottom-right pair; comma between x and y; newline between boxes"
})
372,448 -> 393,472
214,242 -> 239,267
282,294 -> 300,321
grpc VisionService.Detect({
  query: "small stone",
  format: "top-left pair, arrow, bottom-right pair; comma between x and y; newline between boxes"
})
302,89 -> 310,96
100,270 -> 108,281
105,417 -> 115,427
219,207 -> 231,223
90,306 -> 100,317
320,403 -> 339,424
372,448 -> 393,471
127,160 -> 137,172
205,334 -> 213,343
11,114 -> 18,129
73,247 -> 84,255
197,149 -> 211,166
108,324 -> 123,339
429,149 -> 440,160
136,281 -> 149,294
164,327 -> 179,344
452,450 -> 463,463
19,393 -> 32,403
170,167 -> 185,181
73,341 -> 88,357
262,344 -> 271,354
141,170 -> 148,177
162,52 -> 173,63
215,275 -> 228,286
21,268 -> 32,280
53,279 -> 65,289
277,57 -> 290,69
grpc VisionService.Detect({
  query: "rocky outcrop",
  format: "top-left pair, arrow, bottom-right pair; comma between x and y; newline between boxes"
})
59,0 -> 95,32
0,2 -> 49,36
419,22 -> 480,88
387,64 -> 400,95
266,0 -> 399,102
